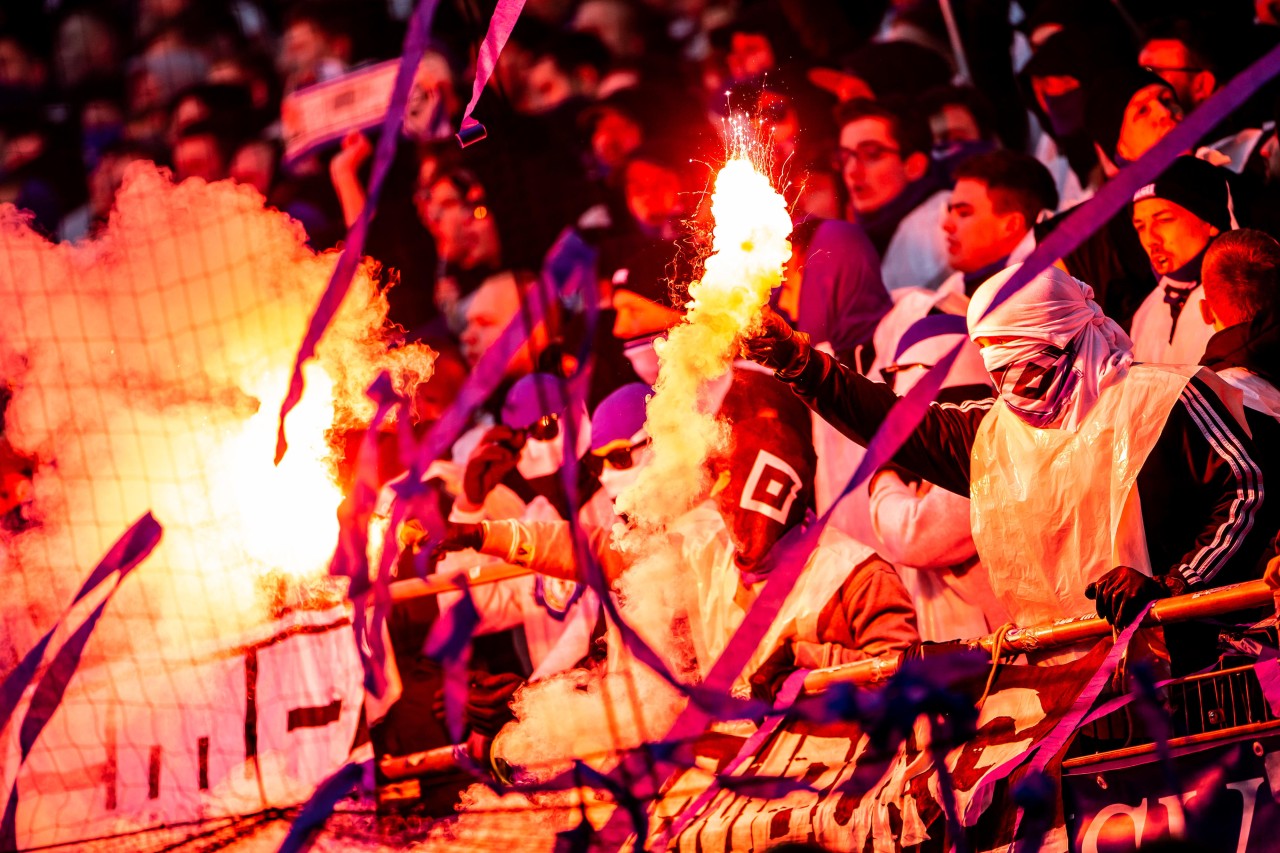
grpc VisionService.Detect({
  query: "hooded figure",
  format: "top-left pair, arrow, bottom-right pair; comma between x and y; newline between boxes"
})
708,414 -> 816,575
743,267 -> 1267,673
585,382 -> 653,504
1084,66 -> 1182,175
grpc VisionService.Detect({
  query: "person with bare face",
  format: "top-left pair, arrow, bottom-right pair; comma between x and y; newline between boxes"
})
1129,156 -> 1235,364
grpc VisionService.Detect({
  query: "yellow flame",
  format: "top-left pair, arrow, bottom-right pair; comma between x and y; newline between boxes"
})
614,156 -> 792,548
216,363 -> 342,580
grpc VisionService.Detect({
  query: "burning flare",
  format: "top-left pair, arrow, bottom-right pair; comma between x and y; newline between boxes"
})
614,155 -> 792,548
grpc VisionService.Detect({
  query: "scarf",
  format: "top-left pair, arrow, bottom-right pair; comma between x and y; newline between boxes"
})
857,165 -> 947,256
968,264 -> 1134,431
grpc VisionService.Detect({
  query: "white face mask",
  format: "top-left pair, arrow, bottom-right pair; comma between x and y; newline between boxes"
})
597,431 -> 653,504
623,340 -> 660,385
517,434 -> 565,480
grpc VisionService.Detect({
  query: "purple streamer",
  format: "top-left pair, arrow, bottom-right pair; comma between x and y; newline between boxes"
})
0,513 -> 162,731
1,513 -> 163,850
333,374 -> 402,696
962,602 -> 1153,833
275,0 -> 442,465
275,759 -> 370,853
658,668 -> 809,846
455,0 -> 527,146
424,576 -> 478,743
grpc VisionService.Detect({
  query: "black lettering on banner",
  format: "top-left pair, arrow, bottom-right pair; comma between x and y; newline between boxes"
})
197,736 -> 209,791
287,699 -> 343,731
244,649 -> 258,778
147,746 -> 161,800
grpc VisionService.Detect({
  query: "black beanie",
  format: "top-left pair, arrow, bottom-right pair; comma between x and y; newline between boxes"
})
1132,156 -> 1234,232
1084,67 -> 1175,161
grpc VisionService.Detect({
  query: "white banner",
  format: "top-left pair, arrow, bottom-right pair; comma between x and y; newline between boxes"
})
6,606 -> 362,850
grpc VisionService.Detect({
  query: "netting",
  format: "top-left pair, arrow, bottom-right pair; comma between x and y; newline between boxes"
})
0,158 -> 432,850
6,1 -> 1280,852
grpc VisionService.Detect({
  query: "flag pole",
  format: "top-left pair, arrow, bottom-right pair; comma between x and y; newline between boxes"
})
389,562 -> 534,601
802,579 -> 1275,693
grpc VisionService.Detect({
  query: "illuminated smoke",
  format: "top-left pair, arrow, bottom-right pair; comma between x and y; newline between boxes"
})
0,162 -> 433,668
613,156 -> 791,552
436,155 -> 792,842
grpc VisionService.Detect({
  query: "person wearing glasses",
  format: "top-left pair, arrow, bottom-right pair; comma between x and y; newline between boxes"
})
435,379 -> 918,696
834,97 -> 952,293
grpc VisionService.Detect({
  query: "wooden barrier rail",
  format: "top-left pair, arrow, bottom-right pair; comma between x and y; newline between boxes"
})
379,580 -> 1278,782
802,579 -> 1276,693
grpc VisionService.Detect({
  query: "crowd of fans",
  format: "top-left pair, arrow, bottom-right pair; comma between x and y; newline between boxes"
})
9,0 -> 1280,795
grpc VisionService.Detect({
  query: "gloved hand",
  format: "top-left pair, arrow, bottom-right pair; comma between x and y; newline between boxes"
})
463,426 -> 523,506
434,671 -> 524,737
430,521 -> 485,565
1085,566 -> 1170,628
465,671 -> 524,736
740,306 -> 808,373
749,642 -> 797,704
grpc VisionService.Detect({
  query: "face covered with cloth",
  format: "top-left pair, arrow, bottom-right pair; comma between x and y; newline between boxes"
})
966,263 -> 1135,431
967,264 -> 1172,627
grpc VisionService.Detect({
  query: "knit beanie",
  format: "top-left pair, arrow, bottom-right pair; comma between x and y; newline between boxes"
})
1132,156 -> 1233,232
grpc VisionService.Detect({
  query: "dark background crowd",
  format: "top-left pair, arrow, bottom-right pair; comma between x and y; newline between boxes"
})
9,0 -> 1280,801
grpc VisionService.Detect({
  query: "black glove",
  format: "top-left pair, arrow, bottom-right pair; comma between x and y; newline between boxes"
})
463,426 -> 523,505
740,306 -> 808,373
465,671 -> 524,736
430,522 -> 485,565
749,642 -> 797,704
434,671 -> 525,737
1085,566 -> 1170,628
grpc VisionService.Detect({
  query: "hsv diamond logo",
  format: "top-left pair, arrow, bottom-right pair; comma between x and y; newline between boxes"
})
739,450 -> 802,523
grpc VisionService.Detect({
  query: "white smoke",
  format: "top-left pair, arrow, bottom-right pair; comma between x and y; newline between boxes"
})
0,162 -> 433,671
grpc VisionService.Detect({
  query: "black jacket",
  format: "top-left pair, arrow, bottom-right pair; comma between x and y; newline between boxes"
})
778,345 -> 1268,596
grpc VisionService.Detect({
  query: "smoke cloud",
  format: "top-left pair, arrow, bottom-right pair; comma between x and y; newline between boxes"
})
613,158 -> 791,554
0,162 -> 433,671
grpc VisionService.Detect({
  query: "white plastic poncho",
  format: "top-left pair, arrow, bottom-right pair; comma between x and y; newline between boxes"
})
964,266 -> 1201,639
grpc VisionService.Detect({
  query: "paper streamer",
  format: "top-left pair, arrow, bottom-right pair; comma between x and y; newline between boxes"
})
275,0 -> 442,464
455,0 -> 527,146
0,513 -> 163,850
657,668 -> 810,846
423,576 -> 479,743
962,602 -> 1154,837
275,759 -> 370,853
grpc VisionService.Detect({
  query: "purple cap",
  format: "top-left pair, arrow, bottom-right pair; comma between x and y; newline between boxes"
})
501,373 -> 568,430
590,383 -> 652,451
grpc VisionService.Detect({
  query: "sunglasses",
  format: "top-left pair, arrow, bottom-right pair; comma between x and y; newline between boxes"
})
521,413 -> 560,443
585,437 -> 652,477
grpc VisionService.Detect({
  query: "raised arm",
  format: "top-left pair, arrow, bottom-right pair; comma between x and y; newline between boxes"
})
741,307 -> 988,496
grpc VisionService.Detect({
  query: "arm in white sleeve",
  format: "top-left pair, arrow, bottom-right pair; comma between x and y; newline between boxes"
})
869,473 -> 977,569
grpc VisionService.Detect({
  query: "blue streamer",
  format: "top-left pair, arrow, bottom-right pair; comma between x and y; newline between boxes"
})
276,0 -> 443,464
0,512 -> 162,850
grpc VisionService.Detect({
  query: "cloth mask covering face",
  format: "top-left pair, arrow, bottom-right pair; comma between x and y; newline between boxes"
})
983,340 -> 1082,428
597,430 -> 650,503
516,433 -> 565,480
1041,88 -> 1088,139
